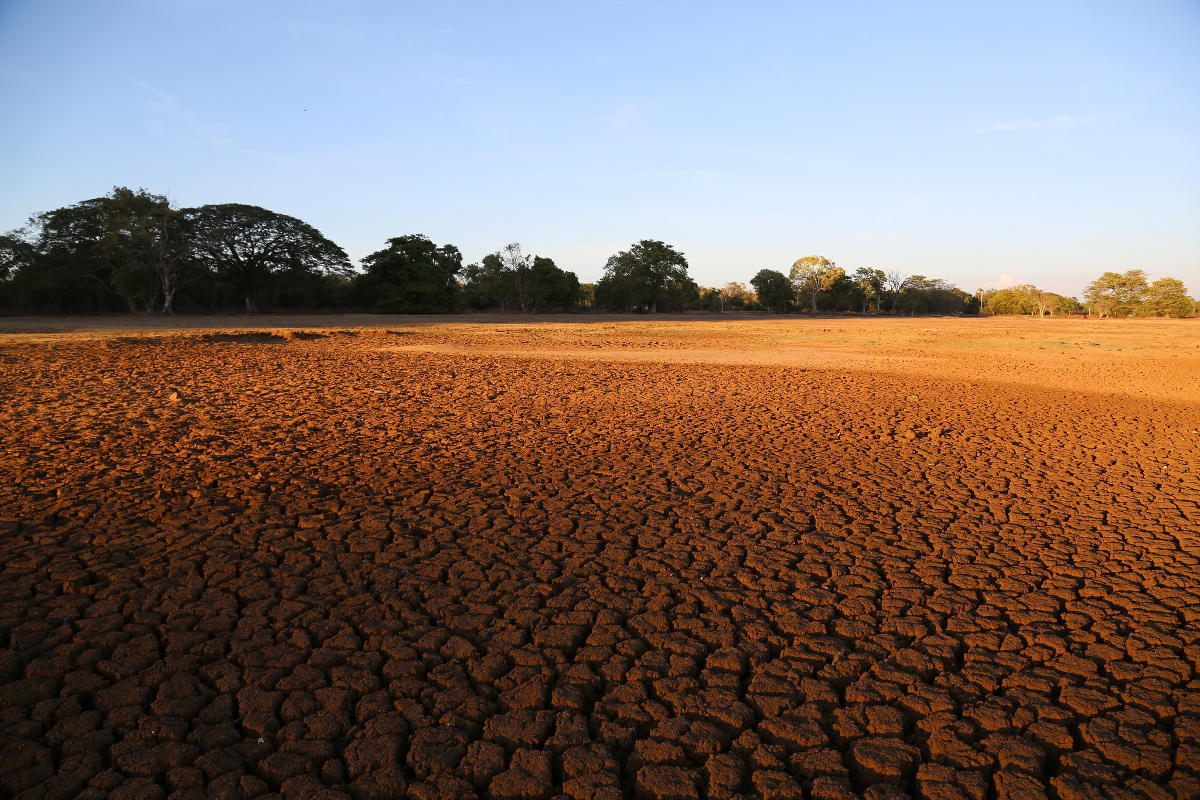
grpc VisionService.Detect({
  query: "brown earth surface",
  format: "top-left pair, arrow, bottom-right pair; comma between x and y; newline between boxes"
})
0,314 -> 1198,800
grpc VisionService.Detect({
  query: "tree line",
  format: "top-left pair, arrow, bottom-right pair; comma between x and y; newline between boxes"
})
0,188 -> 585,315
0,188 -> 1193,317
0,189 -> 354,315
980,271 -> 1195,318
746,261 -> 982,315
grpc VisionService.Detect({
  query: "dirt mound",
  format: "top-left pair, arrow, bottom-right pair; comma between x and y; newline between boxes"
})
0,319 -> 1196,800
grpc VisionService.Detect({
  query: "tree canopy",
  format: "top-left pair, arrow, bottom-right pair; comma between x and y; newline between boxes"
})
1142,277 -> 1194,318
978,270 -> 1195,318
0,190 -> 360,313
852,268 -> 886,314
895,276 -> 975,315
2,187 -> 200,313
354,234 -> 462,313
790,255 -> 843,314
594,240 -> 697,312
0,232 -> 33,284
1084,270 -> 1144,317
460,243 -> 581,312
528,255 -> 581,312
983,284 -> 1075,316
2,190 -> 1194,318
720,282 -> 754,310
751,269 -> 792,312
12,197 -> 117,313
94,187 -> 194,314
185,203 -> 352,312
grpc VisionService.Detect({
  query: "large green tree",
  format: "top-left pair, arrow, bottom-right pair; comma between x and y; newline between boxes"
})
984,286 -> 1036,315
460,246 -> 579,312
1084,270 -> 1147,318
0,230 -> 36,310
750,269 -> 792,312
852,267 -> 885,314
720,282 -> 753,310
0,230 -> 34,284
1141,277 -> 1194,318
184,203 -> 351,312
355,234 -> 462,312
595,240 -> 696,312
698,286 -> 724,311
982,285 -> 1073,316
896,275 -> 972,315
33,195 -> 133,311
14,187 -> 189,313
528,255 -> 580,311
100,187 -> 195,314
825,272 -> 860,312
460,253 -> 513,311
790,255 -> 843,314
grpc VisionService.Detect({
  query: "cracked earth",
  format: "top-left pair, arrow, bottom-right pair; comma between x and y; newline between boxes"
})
0,316 -> 1197,800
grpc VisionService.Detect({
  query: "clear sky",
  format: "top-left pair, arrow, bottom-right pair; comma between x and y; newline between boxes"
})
2,1 -> 1197,297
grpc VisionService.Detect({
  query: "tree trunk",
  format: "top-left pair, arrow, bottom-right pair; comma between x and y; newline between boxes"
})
244,292 -> 255,312
158,266 -> 178,315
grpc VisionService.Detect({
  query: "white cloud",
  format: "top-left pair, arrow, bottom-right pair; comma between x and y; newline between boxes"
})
982,273 -> 1018,289
969,115 -> 1097,134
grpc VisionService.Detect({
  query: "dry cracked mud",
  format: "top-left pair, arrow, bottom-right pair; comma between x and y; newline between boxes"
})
0,316 -> 1197,800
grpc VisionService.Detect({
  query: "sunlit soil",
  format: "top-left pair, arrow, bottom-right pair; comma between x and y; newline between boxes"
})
1,314 -> 1197,799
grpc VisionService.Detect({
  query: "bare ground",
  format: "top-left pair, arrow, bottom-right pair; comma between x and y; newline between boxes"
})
0,315 -> 1197,800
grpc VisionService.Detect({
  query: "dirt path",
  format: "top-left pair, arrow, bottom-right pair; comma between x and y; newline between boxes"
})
0,318 -> 1197,800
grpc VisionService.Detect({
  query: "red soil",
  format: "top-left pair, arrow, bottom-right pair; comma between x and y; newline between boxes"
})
0,315 -> 1197,800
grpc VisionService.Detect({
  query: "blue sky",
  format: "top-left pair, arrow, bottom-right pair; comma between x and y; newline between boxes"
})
1,1 -> 1197,296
